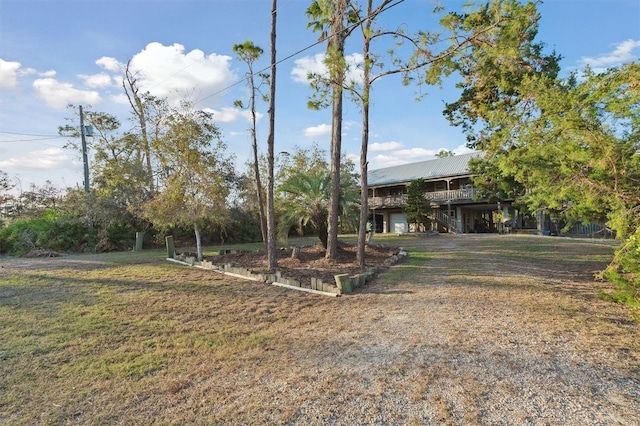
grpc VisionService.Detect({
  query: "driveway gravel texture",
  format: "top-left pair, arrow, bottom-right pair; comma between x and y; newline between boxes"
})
0,234 -> 638,425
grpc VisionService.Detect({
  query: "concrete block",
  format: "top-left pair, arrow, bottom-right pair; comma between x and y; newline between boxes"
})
335,273 -> 351,294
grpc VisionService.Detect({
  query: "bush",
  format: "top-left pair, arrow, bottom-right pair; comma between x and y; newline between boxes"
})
602,228 -> 640,318
221,208 -> 262,244
94,220 -> 136,252
0,212 -> 93,255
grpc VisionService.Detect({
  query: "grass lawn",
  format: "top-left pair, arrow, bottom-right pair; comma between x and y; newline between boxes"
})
1,234 -> 637,424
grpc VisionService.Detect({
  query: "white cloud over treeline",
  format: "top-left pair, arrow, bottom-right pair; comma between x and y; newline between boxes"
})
291,52 -> 364,86
579,39 -> 640,71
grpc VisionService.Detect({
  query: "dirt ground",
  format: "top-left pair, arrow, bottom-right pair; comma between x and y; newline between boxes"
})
1,234 -> 638,424
203,242 -> 398,285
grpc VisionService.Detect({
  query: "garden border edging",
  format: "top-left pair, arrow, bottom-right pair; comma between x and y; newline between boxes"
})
165,247 -> 408,297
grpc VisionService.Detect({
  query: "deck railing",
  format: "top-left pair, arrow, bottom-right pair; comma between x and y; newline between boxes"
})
369,188 -> 476,208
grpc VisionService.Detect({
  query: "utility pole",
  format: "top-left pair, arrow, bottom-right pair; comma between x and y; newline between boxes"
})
79,105 -> 90,194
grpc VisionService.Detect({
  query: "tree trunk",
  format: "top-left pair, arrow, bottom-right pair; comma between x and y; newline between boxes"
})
194,222 -> 203,261
357,0 -> 373,269
266,0 -> 278,268
245,56 -> 268,251
124,61 -> 154,194
319,223 -> 329,249
325,0 -> 348,260
251,125 -> 268,250
291,246 -> 300,259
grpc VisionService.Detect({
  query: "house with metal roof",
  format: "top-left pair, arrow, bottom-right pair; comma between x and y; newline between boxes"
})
367,151 -> 511,234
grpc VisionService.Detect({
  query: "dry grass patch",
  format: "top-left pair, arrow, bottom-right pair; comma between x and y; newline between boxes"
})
0,235 -> 638,424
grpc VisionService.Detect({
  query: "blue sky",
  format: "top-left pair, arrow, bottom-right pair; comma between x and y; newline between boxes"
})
1,0 -> 639,193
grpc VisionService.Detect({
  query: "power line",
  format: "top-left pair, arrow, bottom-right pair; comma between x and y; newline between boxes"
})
0,131 -> 65,143
0,130 -> 62,138
194,0 -> 406,106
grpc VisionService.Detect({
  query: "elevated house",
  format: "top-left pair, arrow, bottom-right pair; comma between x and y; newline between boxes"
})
367,151 -> 513,234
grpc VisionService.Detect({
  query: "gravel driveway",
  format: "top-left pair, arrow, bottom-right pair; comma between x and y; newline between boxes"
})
273,234 -> 640,425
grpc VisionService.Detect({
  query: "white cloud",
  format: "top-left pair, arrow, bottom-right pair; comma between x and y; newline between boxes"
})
33,78 -> 101,109
368,145 -> 473,169
204,106 -> 260,124
343,119 -> 355,131
79,73 -> 113,88
38,69 -> 56,77
452,144 -> 473,155
110,93 -> 129,104
346,153 -> 359,164
96,56 -> 124,72
370,141 -> 403,152
291,54 -> 326,83
370,153 -> 408,169
292,52 -> 364,85
304,123 -> 332,138
579,39 -> 640,70
0,59 -> 21,89
396,147 -> 438,159
0,147 -> 72,171
123,42 -> 235,103
345,53 -> 364,85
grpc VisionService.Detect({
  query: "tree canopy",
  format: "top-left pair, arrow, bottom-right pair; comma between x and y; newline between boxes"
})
403,179 -> 431,232
445,14 -> 639,306
141,103 -> 235,260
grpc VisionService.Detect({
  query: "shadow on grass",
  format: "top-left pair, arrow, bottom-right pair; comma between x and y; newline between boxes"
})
0,261 -> 260,313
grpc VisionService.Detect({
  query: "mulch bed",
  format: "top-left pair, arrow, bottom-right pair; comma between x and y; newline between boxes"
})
204,242 -> 398,285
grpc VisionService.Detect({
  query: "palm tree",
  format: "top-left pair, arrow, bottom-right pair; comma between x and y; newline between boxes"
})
278,171 -> 331,248
278,169 -> 360,249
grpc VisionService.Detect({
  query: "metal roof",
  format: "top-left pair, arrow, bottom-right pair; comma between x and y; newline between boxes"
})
368,151 -> 484,187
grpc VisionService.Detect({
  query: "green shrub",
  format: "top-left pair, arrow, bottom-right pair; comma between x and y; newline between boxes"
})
222,208 -> 262,244
0,212 -> 92,254
602,227 -> 640,318
94,220 -> 136,252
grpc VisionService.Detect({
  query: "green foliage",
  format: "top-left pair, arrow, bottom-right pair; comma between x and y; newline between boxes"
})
233,38 -> 268,248
437,0 -> 640,309
275,143 -> 331,185
91,132 -> 155,218
468,156 -> 525,204
141,102 -> 235,260
275,145 -> 360,247
435,150 -> 454,158
0,170 -> 15,211
439,0 -> 561,145
12,180 -> 62,220
0,212 -> 92,254
451,29 -> 640,307
278,171 -> 332,248
218,208 -> 262,245
94,220 -> 137,253
142,104 -> 234,229
233,40 -> 264,61
402,179 -> 431,232
602,224 -> 640,318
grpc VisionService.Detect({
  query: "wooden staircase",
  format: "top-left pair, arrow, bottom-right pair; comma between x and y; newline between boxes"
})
432,210 -> 457,234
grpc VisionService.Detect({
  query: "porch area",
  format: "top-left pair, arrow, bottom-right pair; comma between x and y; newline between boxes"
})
369,188 -> 477,209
